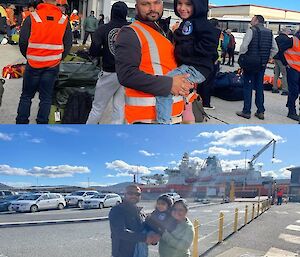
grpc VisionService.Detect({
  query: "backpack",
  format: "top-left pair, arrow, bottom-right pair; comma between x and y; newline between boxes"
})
212,72 -> 244,101
62,91 -> 93,124
192,97 -> 209,123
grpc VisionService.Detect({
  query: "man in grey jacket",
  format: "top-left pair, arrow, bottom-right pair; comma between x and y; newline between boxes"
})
83,10 -> 98,45
236,15 -> 278,120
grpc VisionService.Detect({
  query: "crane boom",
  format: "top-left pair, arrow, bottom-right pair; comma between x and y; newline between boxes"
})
248,139 -> 276,168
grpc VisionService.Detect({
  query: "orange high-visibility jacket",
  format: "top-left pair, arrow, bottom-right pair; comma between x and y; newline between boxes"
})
125,20 -> 185,124
6,8 -> 16,26
26,3 -> 68,69
284,36 -> 300,72
70,13 -> 79,23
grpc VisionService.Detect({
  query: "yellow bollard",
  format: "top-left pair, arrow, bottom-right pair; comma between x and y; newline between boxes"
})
192,219 -> 199,257
233,208 -> 238,232
252,204 -> 255,220
244,205 -> 248,225
218,212 -> 224,243
257,203 -> 260,217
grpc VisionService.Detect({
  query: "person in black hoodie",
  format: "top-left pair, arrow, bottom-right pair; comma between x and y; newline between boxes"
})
86,1 -> 129,124
155,0 -> 220,123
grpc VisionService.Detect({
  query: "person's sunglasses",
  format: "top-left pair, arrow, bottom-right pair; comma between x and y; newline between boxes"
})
127,192 -> 141,196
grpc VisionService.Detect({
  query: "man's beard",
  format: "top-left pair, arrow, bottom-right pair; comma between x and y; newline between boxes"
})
137,10 -> 163,22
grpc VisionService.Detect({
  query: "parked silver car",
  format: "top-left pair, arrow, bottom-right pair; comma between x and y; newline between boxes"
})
10,193 -> 66,213
65,190 -> 99,208
82,193 -> 122,209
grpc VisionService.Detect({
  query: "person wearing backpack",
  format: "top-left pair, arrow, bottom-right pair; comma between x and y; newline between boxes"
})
236,15 -> 278,120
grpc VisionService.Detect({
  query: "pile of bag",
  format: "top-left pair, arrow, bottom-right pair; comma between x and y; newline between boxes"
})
2,63 -> 26,79
212,71 -> 244,101
49,59 -> 100,124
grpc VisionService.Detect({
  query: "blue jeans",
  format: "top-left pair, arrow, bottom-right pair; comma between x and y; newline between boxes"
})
287,66 -> 300,115
156,65 -> 205,124
242,68 -> 266,114
16,63 -> 59,124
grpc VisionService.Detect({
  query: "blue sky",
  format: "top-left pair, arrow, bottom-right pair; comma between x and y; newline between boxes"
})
212,0 -> 300,11
0,125 -> 298,188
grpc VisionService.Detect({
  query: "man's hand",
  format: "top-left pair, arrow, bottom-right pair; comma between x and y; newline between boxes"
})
146,233 -> 161,244
171,74 -> 194,96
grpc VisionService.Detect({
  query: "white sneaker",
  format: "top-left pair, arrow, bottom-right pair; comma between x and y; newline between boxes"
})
203,105 -> 215,110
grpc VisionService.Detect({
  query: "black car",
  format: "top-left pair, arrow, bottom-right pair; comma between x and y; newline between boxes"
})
0,195 -> 20,212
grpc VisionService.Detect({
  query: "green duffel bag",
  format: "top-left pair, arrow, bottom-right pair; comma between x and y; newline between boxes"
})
48,105 -> 65,124
56,62 -> 100,88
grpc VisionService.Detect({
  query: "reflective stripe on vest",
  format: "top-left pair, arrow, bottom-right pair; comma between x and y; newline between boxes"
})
58,14 -> 67,24
126,95 -> 183,107
28,43 -> 64,50
27,54 -> 62,61
131,23 -> 163,75
31,11 -> 42,23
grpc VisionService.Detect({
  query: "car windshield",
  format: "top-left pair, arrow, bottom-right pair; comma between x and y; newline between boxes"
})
1,195 -> 19,201
92,194 -> 106,199
18,194 -> 41,200
70,192 -> 85,196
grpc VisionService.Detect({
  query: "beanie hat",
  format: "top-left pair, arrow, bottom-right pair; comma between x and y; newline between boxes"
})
157,195 -> 173,208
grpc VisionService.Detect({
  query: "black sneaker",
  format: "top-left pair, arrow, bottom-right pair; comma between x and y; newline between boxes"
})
287,113 -> 299,121
281,91 -> 288,96
272,89 -> 280,93
236,111 -> 251,119
254,112 -> 264,120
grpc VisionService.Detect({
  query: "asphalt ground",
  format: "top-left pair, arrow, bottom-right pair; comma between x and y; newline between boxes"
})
0,201 -> 270,257
0,44 -> 298,124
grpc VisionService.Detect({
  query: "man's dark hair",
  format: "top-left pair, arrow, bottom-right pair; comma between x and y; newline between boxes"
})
99,14 -> 104,19
91,10 -> 95,15
255,15 -> 265,24
209,18 -> 219,28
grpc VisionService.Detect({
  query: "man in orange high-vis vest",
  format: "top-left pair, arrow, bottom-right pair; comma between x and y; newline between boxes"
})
16,0 -> 72,124
115,0 -> 194,124
284,31 -> 300,122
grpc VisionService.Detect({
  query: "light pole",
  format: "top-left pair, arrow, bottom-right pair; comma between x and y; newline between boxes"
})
243,149 -> 250,170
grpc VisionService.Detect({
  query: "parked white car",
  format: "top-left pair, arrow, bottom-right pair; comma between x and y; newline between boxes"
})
82,193 -> 122,209
10,193 -> 66,213
162,192 -> 181,202
65,191 -> 99,208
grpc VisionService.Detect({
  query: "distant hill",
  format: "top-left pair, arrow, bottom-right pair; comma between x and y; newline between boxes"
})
93,182 -> 137,193
0,183 -> 12,190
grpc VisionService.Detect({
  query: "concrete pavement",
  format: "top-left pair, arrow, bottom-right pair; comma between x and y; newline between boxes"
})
204,203 -> 300,257
0,44 -> 298,124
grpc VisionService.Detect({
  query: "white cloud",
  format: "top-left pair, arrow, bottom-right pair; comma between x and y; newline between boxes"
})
190,150 -> 207,156
0,165 -> 28,176
262,170 -> 279,179
47,126 -> 79,134
139,150 -> 155,157
272,158 -> 282,163
29,138 -> 42,144
278,166 -> 294,178
197,126 -> 283,147
148,166 -> 167,172
0,132 -> 13,141
106,160 -> 151,175
207,146 -> 240,156
0,164 -> 90,178
116,132 -> 129,139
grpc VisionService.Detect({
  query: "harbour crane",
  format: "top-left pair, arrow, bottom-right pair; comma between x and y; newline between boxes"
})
248,139 -> 276,170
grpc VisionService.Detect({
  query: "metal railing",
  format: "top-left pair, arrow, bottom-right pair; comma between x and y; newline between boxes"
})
192,199 -> 271,256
